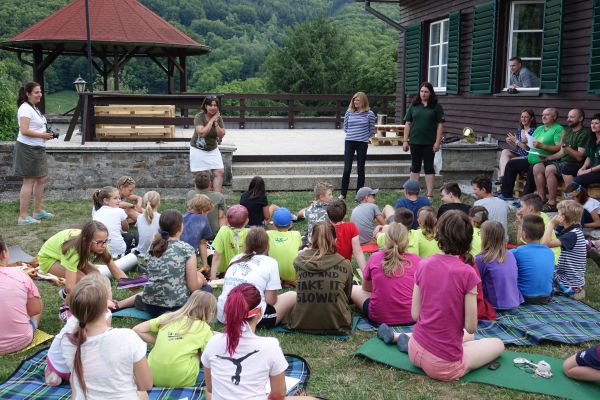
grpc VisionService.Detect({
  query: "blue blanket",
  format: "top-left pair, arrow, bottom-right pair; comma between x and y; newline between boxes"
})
0,349 -> 311,399
356,296 -> 600,345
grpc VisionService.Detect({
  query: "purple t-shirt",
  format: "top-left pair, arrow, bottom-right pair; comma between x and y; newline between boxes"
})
363,251 -> 421,325
412,254 -> 480,362
475,251 -> 523,309
180,212 -> 213,251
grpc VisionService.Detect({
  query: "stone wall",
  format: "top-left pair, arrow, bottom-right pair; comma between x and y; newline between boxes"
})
0,141 -> 236,193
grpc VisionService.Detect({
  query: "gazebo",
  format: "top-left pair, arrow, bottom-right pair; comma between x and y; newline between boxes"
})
0,0 -> 210,111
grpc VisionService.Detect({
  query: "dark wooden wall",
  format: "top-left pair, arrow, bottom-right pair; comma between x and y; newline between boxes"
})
395,0 -> 599,139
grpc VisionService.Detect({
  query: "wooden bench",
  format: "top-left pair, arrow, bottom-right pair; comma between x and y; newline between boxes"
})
95,105 -> 175,139
513,172 -> 566,199
371,124 -> 405,146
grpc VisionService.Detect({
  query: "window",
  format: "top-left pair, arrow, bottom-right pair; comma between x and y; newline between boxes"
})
506,1 -> 544,88
428,19 -> 449,91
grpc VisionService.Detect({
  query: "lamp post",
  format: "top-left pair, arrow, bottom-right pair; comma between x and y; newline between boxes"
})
73,75 -> 87,94
74,75 -> 87,138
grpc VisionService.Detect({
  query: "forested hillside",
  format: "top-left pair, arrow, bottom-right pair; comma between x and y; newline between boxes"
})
0,0 -> 398,96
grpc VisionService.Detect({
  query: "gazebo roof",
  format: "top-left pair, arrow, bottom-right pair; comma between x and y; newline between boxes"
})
0,0 -> 210,56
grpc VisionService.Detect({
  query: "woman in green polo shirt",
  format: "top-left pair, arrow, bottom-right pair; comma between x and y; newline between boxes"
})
575,113 -> 600,187
402,82 -> 445,201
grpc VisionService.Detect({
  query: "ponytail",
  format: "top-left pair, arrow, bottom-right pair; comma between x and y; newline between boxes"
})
142,191 -> 160,224
224,283 -> 261,355
381,223 -> 410,277
418,206 -> 437,240
92,186 -> 118,211
17,82 -> 40,107
228,227 -> 268,268
149,209 -> 182,258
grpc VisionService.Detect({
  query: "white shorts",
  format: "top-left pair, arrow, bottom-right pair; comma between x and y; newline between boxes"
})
190,146 -> 224,171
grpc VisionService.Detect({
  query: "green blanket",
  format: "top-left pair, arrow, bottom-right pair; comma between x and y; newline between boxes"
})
355,338 -> 600,399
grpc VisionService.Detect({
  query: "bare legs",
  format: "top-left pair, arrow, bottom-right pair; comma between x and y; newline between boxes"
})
409,172 -> 435,198
532,163 -> 548,203
19,176 -> 48,222
563,354 -> 600,381
274,291 -> 297,324
544,165 -> 560,206
212,168 -> 224,192
350,285 -> 370,310
498,149 -> 517,178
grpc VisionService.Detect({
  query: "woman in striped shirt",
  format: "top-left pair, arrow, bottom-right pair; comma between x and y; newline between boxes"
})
340,92 -> 376,200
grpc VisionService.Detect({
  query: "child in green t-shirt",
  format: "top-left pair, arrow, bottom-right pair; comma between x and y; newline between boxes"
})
267,208 -> 302,285
469,206 -> 489,257
414,206 -> 441,258
210,205 -> 249,280
133,291 -> 217,387
375,207 -> 420,255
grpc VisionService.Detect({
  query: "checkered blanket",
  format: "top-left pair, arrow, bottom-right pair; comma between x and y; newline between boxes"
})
0,349 -> 310,399
358,297 -> 600,345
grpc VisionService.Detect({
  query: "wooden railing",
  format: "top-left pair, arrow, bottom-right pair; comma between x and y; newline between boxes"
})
66,92 -> 396,143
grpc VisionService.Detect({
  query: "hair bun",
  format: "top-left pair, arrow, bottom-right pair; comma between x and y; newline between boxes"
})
160,230 -> 170,240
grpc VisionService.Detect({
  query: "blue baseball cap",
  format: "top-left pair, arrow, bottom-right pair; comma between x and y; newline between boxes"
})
272,208 -> 293,227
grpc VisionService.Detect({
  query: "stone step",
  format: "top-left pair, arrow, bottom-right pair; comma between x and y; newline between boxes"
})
232,161 -> 412,177
232,173 -> 441,192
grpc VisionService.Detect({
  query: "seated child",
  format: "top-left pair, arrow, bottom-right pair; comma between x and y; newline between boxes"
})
186,171 -> 226,238
469,206 -> 488,257
376,208 -> 419,255
117,210 -> 209,317
135,191 -> 160,258
351,222 -> 421,325
351,187 -> 386,244
297,181 -> 334,244
0,237 -> 43,355
61,274 -> 152,399
327,200 -> 366,270
181,194 -> 214,270
286,222 -> 353,335
240,176 -> 277,227
218,227 -> 296,328
210,205 -> 250,280
133,291 -> 216,387
564,183 -> 600,229
475,221 -> 522,309
414,207 -> 441,258
92,186 -> 132,256
563,345 -> 600,382
438,182 -> 471,218
45,274 -> 111,386
117,175 -> 143,223
542,200 -> 587,300
516,193 -> 560,264
384,179 -> 430,229
472,175 -> 508,239
511,214 -> 555,304
267,208 -> 302,284
377,210 -> 504,381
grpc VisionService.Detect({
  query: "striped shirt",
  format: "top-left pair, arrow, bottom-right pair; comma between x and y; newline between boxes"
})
555,225 -> 587,287
343,110 -> 376,142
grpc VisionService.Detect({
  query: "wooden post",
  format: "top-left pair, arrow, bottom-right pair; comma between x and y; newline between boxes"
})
32,45 -> 45,112
288,97 -> 294,129
64,95 -> 83,141
335,99 -> 342,129
167,58 -> 175,94
239,98 -> 245,129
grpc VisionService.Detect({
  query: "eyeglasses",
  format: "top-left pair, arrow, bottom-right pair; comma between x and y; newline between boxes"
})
92,239 -> 108,246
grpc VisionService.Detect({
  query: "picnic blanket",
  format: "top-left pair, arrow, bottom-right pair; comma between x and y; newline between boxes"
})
270,316 -> 360,340
355,337 -> 600,400
355,296 -> 600,345
112,307 -> 153,321
10,330 -> 53,355
0,348 -> 311,399
7,245 -> 34,264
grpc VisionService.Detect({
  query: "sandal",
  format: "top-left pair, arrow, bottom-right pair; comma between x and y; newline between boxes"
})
18,216 -> 40,226
541,202 -> 558,213
427,195 -> 434,203
33,210 -> 54,220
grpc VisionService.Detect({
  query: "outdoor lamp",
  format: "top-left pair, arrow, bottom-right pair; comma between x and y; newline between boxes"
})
73,75 -> 87,93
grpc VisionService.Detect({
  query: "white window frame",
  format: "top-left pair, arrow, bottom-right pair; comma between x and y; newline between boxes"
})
505,0 -> 544,90
428,18 -> 449,92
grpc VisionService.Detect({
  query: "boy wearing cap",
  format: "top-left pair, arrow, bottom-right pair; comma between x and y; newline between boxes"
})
210,204 -> 250,280
385,179 -> 430,229
327,200 -> 367,270
351,187 -> 387,244
267,208 -> 302,286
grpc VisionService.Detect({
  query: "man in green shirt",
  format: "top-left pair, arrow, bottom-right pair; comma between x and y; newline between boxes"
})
534,108 -> 587,211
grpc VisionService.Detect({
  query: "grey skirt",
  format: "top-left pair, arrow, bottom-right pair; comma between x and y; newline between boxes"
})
13,140 -> 48,177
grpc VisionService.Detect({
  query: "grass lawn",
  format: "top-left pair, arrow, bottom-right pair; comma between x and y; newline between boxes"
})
45,90 -> 78,115
0,190 -> 599,399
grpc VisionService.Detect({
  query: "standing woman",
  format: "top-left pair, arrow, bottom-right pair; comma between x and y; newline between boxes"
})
190,95 -> 226,192
402,82 -> 445,201
340,92 -> 376,200
14,82 -> 55,225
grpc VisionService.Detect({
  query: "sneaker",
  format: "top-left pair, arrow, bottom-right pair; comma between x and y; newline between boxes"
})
377,323 -> 395,344
396,333 -> 410,353
117,273 -> 150,289
588,247 -> 600,269
58,287 -> 67,300
541,202 -> 558,213
573,287 -> 586,300
58,304 -> 72,322
44,366 -> 63,386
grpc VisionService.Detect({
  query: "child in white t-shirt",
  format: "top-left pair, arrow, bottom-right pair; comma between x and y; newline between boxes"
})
61,274 -> 152,399
135,191 -> 161,257
92,186 -> 129,256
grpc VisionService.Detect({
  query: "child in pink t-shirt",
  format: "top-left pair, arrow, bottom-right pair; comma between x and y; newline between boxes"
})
351,222 -> 420,325
327,200 -> 366,271
377,210 -> 504,381
0,236 -> 43,355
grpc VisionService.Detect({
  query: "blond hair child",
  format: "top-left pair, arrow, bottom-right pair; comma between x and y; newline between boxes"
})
117,176 -> 143,222
181,194 -> 214,270
414,206 -> 441,258
135,191 -> 161,257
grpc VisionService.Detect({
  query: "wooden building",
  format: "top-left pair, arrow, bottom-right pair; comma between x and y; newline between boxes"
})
372,0 -> 600,139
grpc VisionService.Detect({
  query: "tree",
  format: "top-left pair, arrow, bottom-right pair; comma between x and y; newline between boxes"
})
0,62 -> 18,141
354,44 -> 397,95
262,16 -> 356,94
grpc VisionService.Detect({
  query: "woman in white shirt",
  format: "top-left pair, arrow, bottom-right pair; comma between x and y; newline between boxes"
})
13,82 -> 56,225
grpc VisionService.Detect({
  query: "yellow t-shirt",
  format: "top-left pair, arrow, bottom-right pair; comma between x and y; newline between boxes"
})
267,230 -> 302,281
376,228 -> 420,255
414,228 -> 442,258
212,226 -> 250,273
148,315 -> 213,387
37,229 -> 82,273
470,227 -> 482,257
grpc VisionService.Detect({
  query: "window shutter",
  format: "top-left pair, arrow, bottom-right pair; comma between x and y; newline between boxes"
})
469,1 -> 496,93
540,0 -> 563,93
589,0 -> 600,93
446,11 -> 461,94
404,23 -> 422,94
